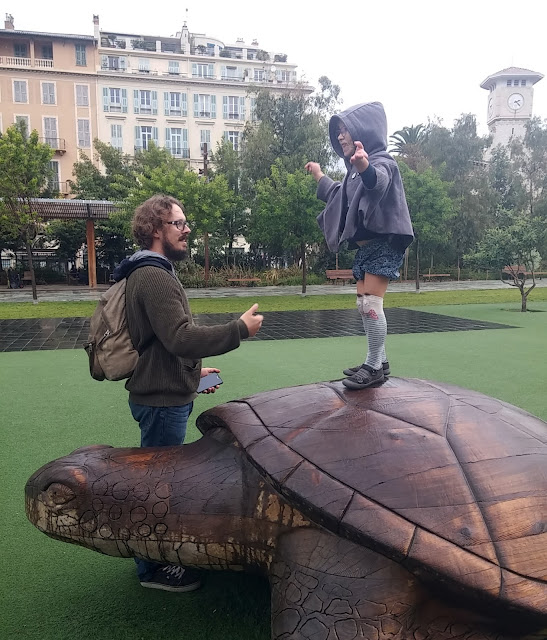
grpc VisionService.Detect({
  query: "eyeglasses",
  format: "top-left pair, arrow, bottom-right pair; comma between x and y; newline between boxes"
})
164,219 -> 189,231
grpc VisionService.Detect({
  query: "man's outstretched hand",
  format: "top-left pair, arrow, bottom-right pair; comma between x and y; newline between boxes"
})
240,303 -> 263,337
350,141 -> 369,173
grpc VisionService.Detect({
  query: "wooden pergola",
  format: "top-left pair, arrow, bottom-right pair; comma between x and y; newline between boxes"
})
31,198 -> 118,288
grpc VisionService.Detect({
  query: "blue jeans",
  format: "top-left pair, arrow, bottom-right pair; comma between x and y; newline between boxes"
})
129,401 -> 193,581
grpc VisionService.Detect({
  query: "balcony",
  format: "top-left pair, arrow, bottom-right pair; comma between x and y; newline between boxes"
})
221,74 -> 244,82
0,56 -> 54,69
170,148 -> 190,159
40,137 -> 66,153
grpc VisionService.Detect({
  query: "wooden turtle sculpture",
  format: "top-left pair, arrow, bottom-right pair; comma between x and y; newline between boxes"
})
26,378 -> 547,640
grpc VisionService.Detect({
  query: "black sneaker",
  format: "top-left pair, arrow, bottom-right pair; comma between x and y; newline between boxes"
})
343,361 -> 390,377
342,364 -> 385,390
141,565 -> 202,593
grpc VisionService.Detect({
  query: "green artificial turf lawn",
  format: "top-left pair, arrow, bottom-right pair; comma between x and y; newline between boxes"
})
1,285 -> 547,318
2,302 -> 546,639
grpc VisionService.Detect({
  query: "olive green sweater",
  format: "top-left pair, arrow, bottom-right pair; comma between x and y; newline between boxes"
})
125,265 -> 248,406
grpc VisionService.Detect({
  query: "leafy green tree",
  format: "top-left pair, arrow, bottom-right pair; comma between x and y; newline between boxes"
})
46,220 -> 87,281
0,122 -> 53,301
389,124 -> 426,170
249,164 -> 324,293
465,214 -> 546,311
399,162 -> 454,290
70,139 -> 135,201
510,117 -> 547,217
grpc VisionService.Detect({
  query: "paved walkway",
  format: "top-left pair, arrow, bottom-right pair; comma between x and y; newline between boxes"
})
1,278 -> 545,303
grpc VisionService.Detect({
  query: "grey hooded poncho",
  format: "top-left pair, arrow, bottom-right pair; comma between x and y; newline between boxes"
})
316,102 -> 414,252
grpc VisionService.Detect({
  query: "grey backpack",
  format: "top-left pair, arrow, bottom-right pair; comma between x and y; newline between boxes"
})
84,278 -> 138,381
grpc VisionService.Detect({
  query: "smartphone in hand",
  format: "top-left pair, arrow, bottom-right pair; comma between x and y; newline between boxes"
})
197,372 -> 223,393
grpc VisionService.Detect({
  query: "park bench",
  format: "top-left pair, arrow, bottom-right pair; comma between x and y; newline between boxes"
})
325,269 -> 355,284
502,266 -> 547,279
22,271 -> 32,285
421,273 -> 451,281
226,278 -> 261,286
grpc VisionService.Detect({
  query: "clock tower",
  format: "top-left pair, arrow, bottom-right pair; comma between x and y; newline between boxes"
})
480,67 -> 543,150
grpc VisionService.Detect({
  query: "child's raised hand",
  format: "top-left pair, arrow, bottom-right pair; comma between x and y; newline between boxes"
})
350,141 -> 369,173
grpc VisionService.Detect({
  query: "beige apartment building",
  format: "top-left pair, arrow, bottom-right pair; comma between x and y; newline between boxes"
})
0,14 -> 99,195
95,16 -> 307,170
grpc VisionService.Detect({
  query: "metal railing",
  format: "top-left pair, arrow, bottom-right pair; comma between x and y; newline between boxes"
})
170,148 -> 190,158
40,137 -> 66,151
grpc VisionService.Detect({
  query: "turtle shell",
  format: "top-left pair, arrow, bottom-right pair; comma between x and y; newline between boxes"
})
197,377 -> 547,617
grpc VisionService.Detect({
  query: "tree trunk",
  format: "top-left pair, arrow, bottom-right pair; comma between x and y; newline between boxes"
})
25,235 -> 38,303
520,285 -> 527,312
204,232 -> 210,287
301,243 -> 307,295
415,239 -> 420,292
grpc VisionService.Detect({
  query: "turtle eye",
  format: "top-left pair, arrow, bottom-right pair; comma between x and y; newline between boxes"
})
45,483 -> 76,505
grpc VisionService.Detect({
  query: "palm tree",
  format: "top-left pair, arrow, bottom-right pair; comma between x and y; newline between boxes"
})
389,124 -> 426,170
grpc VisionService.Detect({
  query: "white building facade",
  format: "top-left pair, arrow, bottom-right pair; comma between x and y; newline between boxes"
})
95,17 -> 306,170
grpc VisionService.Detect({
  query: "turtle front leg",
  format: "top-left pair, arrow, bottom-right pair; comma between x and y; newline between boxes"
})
269,528 -> 513,640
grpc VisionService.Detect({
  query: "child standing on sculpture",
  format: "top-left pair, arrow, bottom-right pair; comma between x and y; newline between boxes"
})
306,102 -> 414,389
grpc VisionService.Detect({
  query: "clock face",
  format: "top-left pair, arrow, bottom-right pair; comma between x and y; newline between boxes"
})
508,93 -> 524,111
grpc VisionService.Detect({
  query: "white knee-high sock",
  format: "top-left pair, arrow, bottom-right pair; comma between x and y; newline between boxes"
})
357,295 -> 387,364
359,294 -> 387,370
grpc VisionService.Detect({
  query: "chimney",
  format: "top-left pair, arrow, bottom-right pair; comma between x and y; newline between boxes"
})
93,14 -> 100,41
4,13 -> 14,30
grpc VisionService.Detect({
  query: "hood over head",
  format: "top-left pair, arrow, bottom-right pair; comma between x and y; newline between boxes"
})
329,102 -> 388,167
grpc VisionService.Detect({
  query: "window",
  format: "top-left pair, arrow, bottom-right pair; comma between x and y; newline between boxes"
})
77,119 -> 91,147
168,60 -> 180,75
43,117 -> 58,146
165,127 -> 189,158
48,160 -> 60,191
223,95 -> 245,120
138,58 -> 150,72
102,87 -> 128,113
41,82 -> 56,105
101,55 -> 127,71
254,69 -> 265,81
221,65 -> 241,80
225,130 -> 240,152
133,89 -> 158,115
192,63 -> 214,78
110,124 -> 123,150
506,79 -> 512,86
193,94 -> 216,118
200,129 -> 211,154
14,43 -> 28,58
76,85 -> 89,107
164,91 -> 188,116
13,80 -> 28,103
277,70 -> 290,82
135,125 -> 158,151
75,44 -> 87,66
520,79 -> 526,86
41,44 -> 53,60
15,115 -> 29,136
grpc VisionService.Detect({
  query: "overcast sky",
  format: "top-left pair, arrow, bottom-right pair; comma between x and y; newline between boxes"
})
8,0 -> 547,138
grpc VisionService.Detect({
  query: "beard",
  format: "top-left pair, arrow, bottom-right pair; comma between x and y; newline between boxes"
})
161,237 -> 188,262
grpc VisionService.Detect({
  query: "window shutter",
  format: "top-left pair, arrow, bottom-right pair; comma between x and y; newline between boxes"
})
164,92 -> 170,116
133,90 -> 140,114
222,96 -> 228,119
211,95 -> 216,118
153,127 -> 159,146
165,128 -> 171,151
102,87 -> 109,112
239,96 -> 245,120
101,55 -> 108,69
223,131 -> 229,141
151,91 -> 158,115
135,126 -> 141,149
192,63 -> 197,77
208,63 -> 214,78
221,65 -> 226,79
120,56 -> 127,69
181,92 -> 188,117
121,89 -> 128,113
193,94 -> 199,117
182,128 -> 188,146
